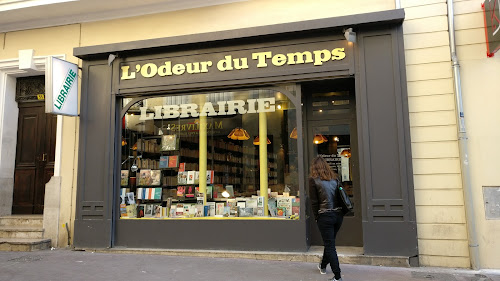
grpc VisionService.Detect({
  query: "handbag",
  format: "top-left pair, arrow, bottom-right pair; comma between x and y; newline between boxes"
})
336,180 -> 353,215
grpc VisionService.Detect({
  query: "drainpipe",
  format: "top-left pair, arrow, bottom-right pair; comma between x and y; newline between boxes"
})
395,0 -> 401,9
447,0 -> 480,270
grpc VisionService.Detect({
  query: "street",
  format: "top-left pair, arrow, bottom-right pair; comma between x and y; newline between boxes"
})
0,249 -> 499,281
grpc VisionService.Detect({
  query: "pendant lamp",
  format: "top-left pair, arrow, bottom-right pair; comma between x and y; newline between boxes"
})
289,127 -> 298,139
340,148 -> 351,158
313,134 -> 328,144
253,136 -> 271,145
227,127 -> 250,140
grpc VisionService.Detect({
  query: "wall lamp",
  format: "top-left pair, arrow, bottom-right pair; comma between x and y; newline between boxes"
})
344,28 -> 356,43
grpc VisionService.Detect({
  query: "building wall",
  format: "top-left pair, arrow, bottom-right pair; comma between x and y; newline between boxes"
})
0,25 -> 80,247
453,0 -> 500,270
401,0 -> 471,268
3,0 -> 495,268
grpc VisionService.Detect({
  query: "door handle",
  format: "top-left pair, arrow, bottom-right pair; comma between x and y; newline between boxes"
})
41,153 -> 47,162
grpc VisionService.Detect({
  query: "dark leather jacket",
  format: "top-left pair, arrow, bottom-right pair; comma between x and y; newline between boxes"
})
309,177 -> 340,220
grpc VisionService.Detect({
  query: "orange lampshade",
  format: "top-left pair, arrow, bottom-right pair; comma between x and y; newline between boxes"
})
313,134 -> 327,144
253,136 -> 271,145
228,127 -> 250,140
341,149 -> 351,158
289,127 -> 298,139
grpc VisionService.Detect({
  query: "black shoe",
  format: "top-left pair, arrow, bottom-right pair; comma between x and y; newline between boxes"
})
327,278 -> 342,281
317,262 -> 326,274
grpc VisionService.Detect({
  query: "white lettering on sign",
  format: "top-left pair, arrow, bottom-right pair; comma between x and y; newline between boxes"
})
140,98 -> 275,120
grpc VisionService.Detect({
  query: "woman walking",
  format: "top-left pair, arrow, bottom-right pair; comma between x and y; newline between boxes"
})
309,156 -> 344,281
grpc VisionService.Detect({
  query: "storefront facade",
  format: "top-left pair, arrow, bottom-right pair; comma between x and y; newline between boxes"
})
5,0 -> 499,270
73,9 -> 418,257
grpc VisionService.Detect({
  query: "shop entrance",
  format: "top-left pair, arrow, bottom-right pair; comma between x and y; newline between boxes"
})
303,78 -> 363,246
12,78 -> 57,214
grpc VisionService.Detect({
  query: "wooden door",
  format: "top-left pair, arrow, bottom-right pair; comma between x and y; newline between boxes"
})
12,102 -> 57,214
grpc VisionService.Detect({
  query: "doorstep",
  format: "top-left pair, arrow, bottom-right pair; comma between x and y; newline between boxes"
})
79,246 -> 414,268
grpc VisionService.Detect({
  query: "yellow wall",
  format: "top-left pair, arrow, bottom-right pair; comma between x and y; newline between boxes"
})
453,0 -> 500,269
402,0 -> 471,268
79,0 -> 393,46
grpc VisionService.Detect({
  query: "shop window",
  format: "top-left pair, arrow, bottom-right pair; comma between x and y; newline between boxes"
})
119,89 -> 299,220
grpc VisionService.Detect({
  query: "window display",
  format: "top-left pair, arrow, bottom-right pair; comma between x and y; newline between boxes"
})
119,89 -> 299,220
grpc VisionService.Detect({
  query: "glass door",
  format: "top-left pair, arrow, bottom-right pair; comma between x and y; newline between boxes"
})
307,120 -> 362,246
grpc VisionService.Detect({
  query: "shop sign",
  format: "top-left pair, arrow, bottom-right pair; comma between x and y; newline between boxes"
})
45,57 -> 79,116
118,39 -> 350,90
482,0 -> 500,57
121,48 -> 346,81
140,97 -> 275,120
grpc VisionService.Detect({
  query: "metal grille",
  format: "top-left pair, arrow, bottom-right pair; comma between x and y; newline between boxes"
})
15,75 -> 45,103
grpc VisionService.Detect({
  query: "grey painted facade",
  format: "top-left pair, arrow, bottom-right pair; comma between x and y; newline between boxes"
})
73,9 -> 417,257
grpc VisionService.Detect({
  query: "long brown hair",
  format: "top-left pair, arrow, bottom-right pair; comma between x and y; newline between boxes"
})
309,156 -> 338,181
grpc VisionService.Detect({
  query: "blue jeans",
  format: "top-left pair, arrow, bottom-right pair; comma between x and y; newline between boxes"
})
317,211 -> 344,279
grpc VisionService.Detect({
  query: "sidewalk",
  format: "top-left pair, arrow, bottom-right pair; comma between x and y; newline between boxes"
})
0,248 -> 499,281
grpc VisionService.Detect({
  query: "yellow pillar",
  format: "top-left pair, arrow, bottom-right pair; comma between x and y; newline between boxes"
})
259,111 -> 268,215
199,115 -> 207,205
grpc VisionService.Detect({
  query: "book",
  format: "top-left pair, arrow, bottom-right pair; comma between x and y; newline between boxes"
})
216,202 -> 225,215
120,170 -> 129,186
237,201 -> 246,209
144,204 -> 154,217
185,186 -> 195,198
227,199 -> 238,216
126,204 -> 137,218
207,202 -> 216,216
184,204 -> 192,217
195,205 -> 204,217
247,198 -> 258,215
222,206 -> 230,217
197,194 -> 204,205
126,192 -> 136,205
292,198 -> 300,216
206,185 -> 213,200
120,204 -> 127,217
161,134 -> 177,151
277,206 -> 286,217
187,171 -> 195,184
179,162 -> 186,172
238,207 -> 254,217
194,171 -> 199,185
120,188 -> 129,204
150,170 -> 161,186
139,169 -> 152,186
153,204 -> 162,218
137,204 -> 145,218
154,188 -> 162,200
159,156 -> 169,169
175,204 -> 184,217
277,197 -> 293,216
225,185 -> 234,198
257,196 -> 265,216
168,155 -> 179,168
136,188 -> 143,200
212,184 -> 223,198
177,186 -> 185,197
206,170 -> 214,184
268,198 -> 277,217
177,171 -> 188,185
